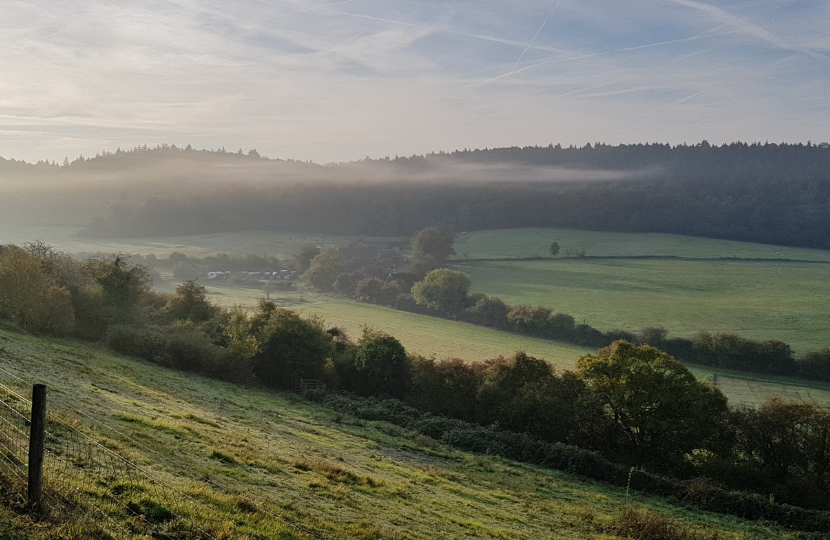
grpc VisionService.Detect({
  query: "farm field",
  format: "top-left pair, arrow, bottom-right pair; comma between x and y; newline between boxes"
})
686,365 -> 830,408
201,283 -> 591,368
0,328 -> 790,540
455,257 -> 830,353
452,227 -> 830,261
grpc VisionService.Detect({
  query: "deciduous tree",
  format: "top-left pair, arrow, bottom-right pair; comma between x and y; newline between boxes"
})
411,269 -> 470,316
577,340 -> 728,465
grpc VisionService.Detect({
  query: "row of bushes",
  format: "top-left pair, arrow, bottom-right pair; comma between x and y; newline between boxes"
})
104,324 -> 253,384
308,391 -> 830,534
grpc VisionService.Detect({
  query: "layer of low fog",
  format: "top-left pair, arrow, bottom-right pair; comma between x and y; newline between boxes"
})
0,146 -> 660,227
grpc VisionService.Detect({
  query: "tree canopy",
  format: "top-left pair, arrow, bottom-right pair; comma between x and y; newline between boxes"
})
412,227 -> 455,262
577,340 -> 728,464
252,309 -> 333,389
303,247 -> 345,292
411,269 -> 471,315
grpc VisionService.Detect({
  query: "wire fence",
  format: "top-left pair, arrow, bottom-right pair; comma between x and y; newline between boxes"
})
0,365 -> 328,540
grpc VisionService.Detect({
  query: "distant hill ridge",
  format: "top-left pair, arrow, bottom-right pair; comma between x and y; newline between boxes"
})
3,141 -> 830,248
4,139 -> 830,173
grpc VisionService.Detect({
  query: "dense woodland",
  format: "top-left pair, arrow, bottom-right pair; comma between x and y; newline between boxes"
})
62,141 -> 830,248
3,240 -> 830,533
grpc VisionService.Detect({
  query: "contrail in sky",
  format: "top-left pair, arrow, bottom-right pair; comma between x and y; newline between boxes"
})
270,0 -> 356,20
494,1 -> 562,91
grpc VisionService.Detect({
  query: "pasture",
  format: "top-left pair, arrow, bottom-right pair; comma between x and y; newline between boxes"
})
203,283 -> 591,368
452,227 -> 830,261
455,257 -> 830,353
0,328 -> 789,540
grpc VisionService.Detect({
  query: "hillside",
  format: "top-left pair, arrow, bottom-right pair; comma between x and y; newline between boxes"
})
0,328 -> 798,540
3,142 -> 830,247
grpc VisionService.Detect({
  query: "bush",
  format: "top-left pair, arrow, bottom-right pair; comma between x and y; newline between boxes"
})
105,324 -> 253,383
798,349 -> 830,382
105,325 -> 167,362
394,294 -> 424,313
469,296 -> 509,328
693,332 -> 796,375
252,309 -> 333,389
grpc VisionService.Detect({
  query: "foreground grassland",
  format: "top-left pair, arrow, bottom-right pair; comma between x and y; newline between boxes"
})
0,329 -> 800,539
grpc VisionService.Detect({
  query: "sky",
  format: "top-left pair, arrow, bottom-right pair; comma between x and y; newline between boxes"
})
1,0 -> 828,164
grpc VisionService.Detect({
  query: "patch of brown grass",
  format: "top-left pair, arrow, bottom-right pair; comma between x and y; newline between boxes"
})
607,505 -> 721,540
292,458 -> 381,487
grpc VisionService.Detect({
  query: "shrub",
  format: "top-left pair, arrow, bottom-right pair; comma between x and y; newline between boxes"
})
506,305 -> 552,336
349,328 -> 411,399
798,349 -> 830,382
469,296 -> 509,328
252,309 -> 333,389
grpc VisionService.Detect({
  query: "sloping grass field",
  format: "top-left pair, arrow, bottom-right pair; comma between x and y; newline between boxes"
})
0,328 -> 804,539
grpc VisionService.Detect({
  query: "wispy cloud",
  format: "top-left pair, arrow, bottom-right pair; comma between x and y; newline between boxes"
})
0,0 -> 828,164
667,0 -> 829,61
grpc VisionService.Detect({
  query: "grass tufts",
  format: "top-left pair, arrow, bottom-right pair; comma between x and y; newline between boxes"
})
210,450 -> 239,465
607,505 -> 721,540
292,458 -> 382,487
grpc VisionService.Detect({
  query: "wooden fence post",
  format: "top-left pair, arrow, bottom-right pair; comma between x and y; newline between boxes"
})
27,384 -> 46,511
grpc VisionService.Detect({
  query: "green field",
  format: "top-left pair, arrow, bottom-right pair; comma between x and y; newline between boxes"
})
0,328 -> 802,539
201,283 -> 591,368
452,227 -> 830,261
455,257 -> 830,353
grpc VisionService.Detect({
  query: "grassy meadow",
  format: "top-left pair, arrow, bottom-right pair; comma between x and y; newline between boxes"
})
202,284 -> 591,369
0,328 -> 802,539
452,227 -> 830,261
456,257 -> 830,353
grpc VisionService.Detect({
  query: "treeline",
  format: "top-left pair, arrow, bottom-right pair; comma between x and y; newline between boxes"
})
77,141 -> 830,248
4,241 -> 830,530
0,143 -> 272,173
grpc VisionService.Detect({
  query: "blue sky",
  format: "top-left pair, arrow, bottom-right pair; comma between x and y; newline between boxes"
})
1,0 -> 828,163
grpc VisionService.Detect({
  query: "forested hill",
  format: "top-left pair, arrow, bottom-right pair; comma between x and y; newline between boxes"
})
4,142 -> 830,247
